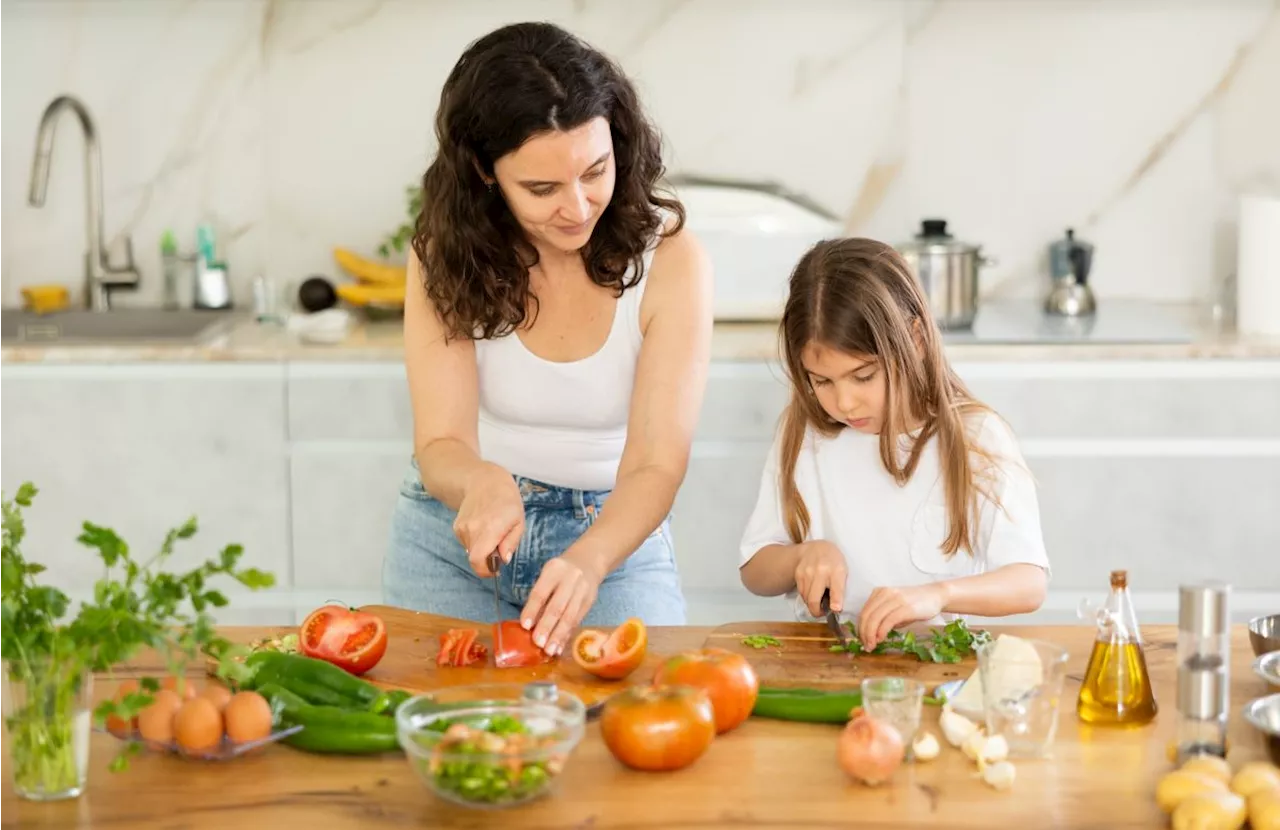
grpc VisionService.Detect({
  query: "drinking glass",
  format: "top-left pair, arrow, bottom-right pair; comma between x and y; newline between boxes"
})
860,677 -> 924,755
976,637 -> 1070,758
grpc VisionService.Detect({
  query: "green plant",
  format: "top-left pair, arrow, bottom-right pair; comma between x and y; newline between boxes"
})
1,483 -> 275,790
828,619 -> 992,663
378,183 -> 423,259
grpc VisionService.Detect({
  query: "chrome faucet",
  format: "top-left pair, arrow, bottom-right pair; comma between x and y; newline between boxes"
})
28,95 -> 140,311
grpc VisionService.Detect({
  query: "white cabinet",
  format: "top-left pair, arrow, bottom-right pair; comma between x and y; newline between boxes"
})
0,364 -> 291,623
3,355 -> 1277,627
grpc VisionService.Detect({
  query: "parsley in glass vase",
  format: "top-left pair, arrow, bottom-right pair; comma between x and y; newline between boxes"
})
1,483 -> 275,800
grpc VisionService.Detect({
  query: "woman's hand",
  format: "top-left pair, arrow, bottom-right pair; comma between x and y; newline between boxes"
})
794,540 -> 848,618
857,584 -> 949,651
519,550 -> 604,657
453,463 -> 525,576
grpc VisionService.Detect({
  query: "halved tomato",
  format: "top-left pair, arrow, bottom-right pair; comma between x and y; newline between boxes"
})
437,628 -> 487,667
653,647 -> 759,734
572,618 -> 647,680
493,620 -> 551,668
300,604 -> 388,675
600,684 -> 716,772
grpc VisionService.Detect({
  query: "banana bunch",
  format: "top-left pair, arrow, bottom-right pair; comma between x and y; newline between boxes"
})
332,247 -> 406,307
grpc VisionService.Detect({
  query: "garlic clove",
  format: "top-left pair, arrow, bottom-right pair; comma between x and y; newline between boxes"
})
940,706 -> 978,748
981,734 -> 1009,764
961,727 -> 988,761
980,758 -> 1017,791
912,730 -> 940,762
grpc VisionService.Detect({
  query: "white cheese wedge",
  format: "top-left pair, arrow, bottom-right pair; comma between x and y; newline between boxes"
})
948,634 -> 1045,713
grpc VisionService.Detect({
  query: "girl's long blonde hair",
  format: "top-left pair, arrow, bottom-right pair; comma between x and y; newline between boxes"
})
778,238 -> 998,556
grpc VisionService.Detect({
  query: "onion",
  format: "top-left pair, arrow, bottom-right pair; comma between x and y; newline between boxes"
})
837,710 -> 905,786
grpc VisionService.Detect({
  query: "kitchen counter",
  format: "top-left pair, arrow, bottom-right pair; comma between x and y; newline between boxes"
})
3,620 -> 1275,829
3,301 -> 1279,364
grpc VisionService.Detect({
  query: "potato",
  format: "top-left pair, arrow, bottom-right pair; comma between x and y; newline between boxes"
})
1249,788 -> 1280,830
1180,756 -> 1232,784
1229,761 -> 1280,798
1158,770 -> 1228,814
1171,791 -> 1246,830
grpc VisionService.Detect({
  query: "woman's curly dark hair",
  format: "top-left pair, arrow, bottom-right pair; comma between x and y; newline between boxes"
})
413,21 -> 685,341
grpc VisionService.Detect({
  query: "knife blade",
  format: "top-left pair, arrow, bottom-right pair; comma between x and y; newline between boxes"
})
486,551 -> 504,657
820,588 -> 851,650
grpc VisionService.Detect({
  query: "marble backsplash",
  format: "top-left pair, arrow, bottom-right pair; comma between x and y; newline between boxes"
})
2,0 -> 1277,310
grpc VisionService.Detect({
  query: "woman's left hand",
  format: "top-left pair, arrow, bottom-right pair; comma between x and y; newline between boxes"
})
857,583 -> 949,651
520,550 -> 605,657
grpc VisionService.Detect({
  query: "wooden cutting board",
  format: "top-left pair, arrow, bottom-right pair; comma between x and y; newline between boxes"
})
354,605 -> 651,705
702,621 -> 976,691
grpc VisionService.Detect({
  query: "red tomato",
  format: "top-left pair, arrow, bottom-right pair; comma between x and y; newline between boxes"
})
493,620 -> 551,668
600,685 -> 716,772
652,647 -> 759,734
436,629 -> 487,667
300,605 -> 388,675
572,617 -> 647,680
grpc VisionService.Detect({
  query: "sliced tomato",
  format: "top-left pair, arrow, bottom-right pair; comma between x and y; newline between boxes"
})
300,604 -> 388,675
493,620 -> 551,668
437,628 -> 487,667
572,618 -> 647,680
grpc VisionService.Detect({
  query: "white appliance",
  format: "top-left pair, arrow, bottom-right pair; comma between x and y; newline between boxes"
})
668,176 -> 845,321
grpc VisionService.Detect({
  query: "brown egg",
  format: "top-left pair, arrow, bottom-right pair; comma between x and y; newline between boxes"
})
174,697 -> 224,753
200,682 -> 233,712
137,689 -> 183,746
106,679 -> 140,737
223,692 -> 273,744
163,675 -> 198,700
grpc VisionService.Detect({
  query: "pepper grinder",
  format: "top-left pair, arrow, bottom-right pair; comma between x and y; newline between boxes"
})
1174,581 -> 1231,764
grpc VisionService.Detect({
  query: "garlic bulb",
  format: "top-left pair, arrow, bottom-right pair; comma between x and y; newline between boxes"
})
911,731 -> 940,762
940,706 -> 978,748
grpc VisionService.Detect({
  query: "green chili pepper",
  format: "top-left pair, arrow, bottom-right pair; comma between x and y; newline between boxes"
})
246,652 -> 391,713
423,715 -> 561,805
258,683 -> 400,755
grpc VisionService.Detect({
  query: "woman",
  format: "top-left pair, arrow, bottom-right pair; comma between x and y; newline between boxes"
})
383,22 -> 714,658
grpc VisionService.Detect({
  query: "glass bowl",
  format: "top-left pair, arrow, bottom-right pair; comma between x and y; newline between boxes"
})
395,683 -> 585,809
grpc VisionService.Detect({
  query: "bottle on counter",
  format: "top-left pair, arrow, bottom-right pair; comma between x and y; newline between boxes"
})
1173,581 -> 1231,763
1076,569 -> 1159,726
160,229 -> 180,310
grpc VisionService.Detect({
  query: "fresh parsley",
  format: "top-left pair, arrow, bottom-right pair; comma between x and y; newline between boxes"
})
741,635 -> 783,650
828,619 -> 991,664
2,482 -> 275,791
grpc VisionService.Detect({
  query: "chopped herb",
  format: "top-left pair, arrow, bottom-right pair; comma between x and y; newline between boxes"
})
741,635 -> 782,650
828,619 -> 991,664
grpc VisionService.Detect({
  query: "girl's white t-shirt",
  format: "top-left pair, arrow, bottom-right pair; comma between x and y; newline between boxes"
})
738,412 -> 1050,625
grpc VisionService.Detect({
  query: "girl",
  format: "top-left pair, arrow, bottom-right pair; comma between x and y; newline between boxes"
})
738,238 -> 1048,650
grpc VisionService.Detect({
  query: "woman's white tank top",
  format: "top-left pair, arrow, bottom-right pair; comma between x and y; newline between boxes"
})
474,245 -> 657,492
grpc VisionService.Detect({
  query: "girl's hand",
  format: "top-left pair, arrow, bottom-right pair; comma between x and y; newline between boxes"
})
794,540 -> 848,618
453,463 -> 525,576
520,550 -> 604,656
857,583 -> 949,651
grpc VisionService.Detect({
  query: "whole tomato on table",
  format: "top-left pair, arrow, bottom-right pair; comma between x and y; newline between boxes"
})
299,604 -> 388,675
653,647 -> 759,734
599,684 -> 716,772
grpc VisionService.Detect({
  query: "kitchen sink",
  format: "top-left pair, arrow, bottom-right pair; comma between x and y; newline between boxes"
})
0,309 -> 236,343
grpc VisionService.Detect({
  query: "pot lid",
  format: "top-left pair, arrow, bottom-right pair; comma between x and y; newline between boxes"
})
897,219 -> 981,255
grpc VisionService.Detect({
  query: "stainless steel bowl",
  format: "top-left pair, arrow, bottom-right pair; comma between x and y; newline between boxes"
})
1243,693 -> 1280,765
1249,614 -> 1280,657
1257,651 -> 1280,687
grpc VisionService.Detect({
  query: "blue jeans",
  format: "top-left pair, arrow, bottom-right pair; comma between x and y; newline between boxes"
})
382,459 -> 687,626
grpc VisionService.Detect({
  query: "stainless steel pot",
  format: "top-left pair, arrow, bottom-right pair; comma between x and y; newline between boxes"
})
896,219 -> 994,331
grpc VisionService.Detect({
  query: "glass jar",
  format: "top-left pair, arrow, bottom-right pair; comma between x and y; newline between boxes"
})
3,658 -> 94,801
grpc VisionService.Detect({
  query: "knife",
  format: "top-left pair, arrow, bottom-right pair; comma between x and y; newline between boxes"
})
820,588 -> 851,650
487,551 -> 504,658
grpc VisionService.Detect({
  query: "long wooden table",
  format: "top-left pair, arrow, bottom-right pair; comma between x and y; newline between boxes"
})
4,622 -> 1276,829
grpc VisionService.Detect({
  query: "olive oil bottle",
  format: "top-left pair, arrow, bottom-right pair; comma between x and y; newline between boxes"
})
1077,570 -> 1158,726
